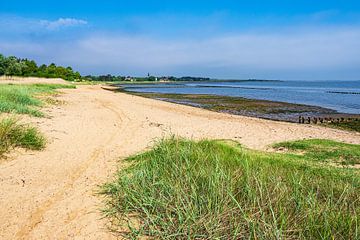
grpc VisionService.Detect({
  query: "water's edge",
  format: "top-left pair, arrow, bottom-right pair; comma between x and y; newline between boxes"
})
114,85 -> 360,125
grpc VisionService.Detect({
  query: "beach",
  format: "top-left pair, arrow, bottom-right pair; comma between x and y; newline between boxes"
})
1,83 -> 360,239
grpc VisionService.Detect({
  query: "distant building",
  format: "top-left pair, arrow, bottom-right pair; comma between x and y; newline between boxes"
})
125,76 -> 135,81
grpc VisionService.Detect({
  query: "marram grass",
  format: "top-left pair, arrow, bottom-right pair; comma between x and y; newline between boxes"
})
102,138 -> 360,239
0,83 -> 75,117
0,117 -> 45,157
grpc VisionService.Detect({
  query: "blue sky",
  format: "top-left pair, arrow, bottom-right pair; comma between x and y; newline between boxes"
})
1,1 -> 360,79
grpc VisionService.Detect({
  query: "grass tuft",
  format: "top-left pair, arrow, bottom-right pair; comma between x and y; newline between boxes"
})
0,117 -> 45,157
102,138 -> 360,239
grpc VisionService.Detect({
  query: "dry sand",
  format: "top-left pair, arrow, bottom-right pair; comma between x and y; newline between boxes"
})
0,84 -> 359,239
0,76 -> 69,85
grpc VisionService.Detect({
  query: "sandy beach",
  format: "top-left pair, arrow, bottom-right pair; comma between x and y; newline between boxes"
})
0,83 -> 359,239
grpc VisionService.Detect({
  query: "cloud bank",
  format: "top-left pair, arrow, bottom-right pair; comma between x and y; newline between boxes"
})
0,15 -> 359,79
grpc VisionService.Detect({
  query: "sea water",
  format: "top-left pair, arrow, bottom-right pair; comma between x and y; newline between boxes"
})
123,80 -> 360,114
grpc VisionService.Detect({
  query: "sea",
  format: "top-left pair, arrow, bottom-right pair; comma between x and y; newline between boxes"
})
123,80 -> 360,114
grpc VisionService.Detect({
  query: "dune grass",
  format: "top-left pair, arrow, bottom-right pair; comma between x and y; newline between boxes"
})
0,117 -> 45,158
102,138 -> 360,239
0,83 -> 75,117
274,139 -> 360,166
326,120 -> 360,133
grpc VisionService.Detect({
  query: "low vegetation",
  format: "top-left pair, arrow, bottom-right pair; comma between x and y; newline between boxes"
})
0,118 -> 45,158
103,138 -> 360,239
0,84 -> 75,117
274,139 -> 360,166
326,120 -> 360,133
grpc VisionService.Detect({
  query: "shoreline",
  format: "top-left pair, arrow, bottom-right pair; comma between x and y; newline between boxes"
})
113,86 -> 360,130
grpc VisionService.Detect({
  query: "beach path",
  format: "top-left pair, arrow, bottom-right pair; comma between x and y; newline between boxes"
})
0,85 -> 359,239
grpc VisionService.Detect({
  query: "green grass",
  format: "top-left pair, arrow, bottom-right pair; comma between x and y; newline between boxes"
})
326,120 -> 360,133
0,117 -> 45,157
102,138 -> 360,239
0,84 -> 75,117
274,139 -> 360,166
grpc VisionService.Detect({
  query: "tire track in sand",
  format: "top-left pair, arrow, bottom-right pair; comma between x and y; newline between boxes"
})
15,97 -> 129,239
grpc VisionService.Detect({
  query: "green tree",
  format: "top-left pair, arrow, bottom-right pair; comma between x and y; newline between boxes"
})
22,59 -> 38,76
0,54 -> 82,80
0,54 -> 5,75
46,63 -> 57,77
37,64 -> 47,77
5,56 -> 22,76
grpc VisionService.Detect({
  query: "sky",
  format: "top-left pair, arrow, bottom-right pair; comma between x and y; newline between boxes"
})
1,1 -> 360,80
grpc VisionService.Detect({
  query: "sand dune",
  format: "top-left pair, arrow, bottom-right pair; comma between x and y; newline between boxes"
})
0,85 -> 359,239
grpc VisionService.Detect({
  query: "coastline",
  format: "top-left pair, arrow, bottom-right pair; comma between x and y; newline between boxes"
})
1,83 -> 360,239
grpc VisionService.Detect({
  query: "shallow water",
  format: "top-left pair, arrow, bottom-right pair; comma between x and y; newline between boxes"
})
123,80 -> 360,114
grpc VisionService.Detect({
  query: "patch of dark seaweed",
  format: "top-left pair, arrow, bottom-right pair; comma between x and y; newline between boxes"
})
154,98 -> 207,108
120,85 -> 186,89
327,91 -> 360,95
188,85 -> 273,90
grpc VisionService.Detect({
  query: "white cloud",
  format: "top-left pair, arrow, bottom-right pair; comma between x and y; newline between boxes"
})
39,18 -> 87,30
0,15 -> 87,33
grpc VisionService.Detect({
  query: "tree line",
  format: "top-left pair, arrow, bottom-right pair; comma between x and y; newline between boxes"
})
0,54 -> 81,81
84,74 -> 126,82
83,75 -> 211,82
0,54 -> 211,82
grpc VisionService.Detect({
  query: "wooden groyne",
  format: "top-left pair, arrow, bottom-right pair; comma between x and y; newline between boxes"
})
298,116 -> 360,124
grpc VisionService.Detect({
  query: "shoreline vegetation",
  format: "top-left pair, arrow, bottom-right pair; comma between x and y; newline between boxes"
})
0,118 -> 45,158
0,83 -> 75,158
112,86 -> 360,132
0,83 -> 76,117
102,138 -> 360,239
